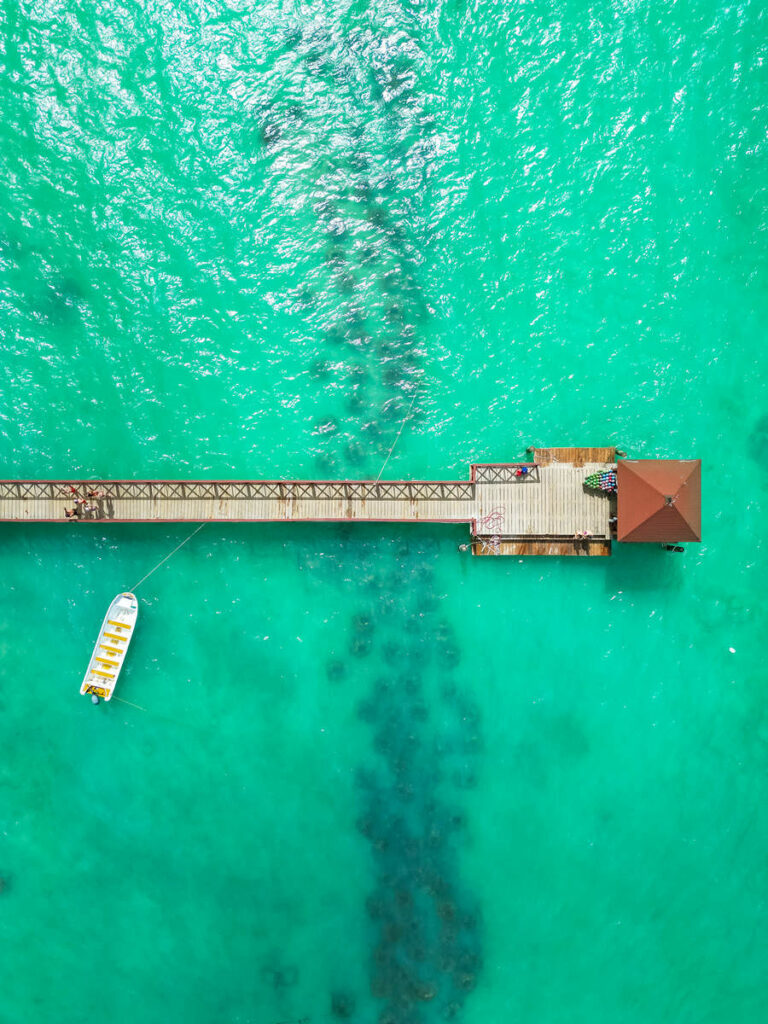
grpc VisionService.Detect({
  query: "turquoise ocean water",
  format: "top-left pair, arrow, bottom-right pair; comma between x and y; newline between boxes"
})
1,2 -> 767,1021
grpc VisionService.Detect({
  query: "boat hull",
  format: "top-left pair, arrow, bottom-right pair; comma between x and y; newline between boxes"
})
80,592 -> 138,701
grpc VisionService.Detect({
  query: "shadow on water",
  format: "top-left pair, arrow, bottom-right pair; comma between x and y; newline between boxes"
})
603,542 -> 687,594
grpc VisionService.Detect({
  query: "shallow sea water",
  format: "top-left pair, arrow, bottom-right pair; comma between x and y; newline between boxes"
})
1,2 -> 767,1022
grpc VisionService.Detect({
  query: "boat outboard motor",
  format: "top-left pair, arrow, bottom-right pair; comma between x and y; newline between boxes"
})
91,694 -> 100,705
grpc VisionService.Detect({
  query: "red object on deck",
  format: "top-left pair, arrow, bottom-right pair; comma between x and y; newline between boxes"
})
617,460 -> 701,543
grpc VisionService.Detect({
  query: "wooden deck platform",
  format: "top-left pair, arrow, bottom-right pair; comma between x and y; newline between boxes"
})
531,446 -> 616,466
472,463 -> 613,538
0,449 -> 618,556
472,538 -> 612,557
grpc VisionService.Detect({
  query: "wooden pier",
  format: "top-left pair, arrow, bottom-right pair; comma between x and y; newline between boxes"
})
0,448 -> 618,556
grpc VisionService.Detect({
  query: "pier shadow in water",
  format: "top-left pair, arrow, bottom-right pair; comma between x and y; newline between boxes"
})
603,542 -> 687,594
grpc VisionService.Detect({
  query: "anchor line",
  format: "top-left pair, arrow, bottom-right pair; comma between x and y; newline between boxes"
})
129,523 -> 206,593
112,695 -> 148,712
374,378 -> 422,484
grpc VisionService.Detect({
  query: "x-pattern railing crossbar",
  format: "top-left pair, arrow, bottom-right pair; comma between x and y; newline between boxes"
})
474,465 -> 540,484
0,480 -> 477,502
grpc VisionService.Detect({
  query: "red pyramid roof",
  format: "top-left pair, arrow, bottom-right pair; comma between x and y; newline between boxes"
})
617,460 -> 701,543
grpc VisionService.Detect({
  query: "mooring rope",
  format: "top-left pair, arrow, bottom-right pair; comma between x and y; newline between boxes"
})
112,695 -> 148,712
374,380 -> 422,484
129,522 -> 206,593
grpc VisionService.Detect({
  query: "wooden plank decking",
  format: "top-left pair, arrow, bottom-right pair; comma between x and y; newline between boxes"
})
472,538 -> 612,557
0,450 -> 618,555
472,463 -> 612,537
532,446 -> 616,466
0,480 -> 477,524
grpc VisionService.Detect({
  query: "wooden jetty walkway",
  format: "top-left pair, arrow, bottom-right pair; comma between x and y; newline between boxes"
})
0,447 -> 618,556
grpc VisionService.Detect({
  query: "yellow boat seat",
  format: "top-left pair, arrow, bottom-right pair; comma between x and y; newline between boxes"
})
95,657 -> 119,668
91,669 -> 115,679
103,632 -> 126,642
108,620 -> 132,630
99,645 -> 121,656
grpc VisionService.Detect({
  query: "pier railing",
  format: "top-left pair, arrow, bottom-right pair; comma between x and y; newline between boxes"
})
0,450 -> 618,555
472,464 -> 540,483
0,480 -> 476,502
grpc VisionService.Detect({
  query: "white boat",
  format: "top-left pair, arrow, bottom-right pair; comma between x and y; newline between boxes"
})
80,592 -> 138,702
